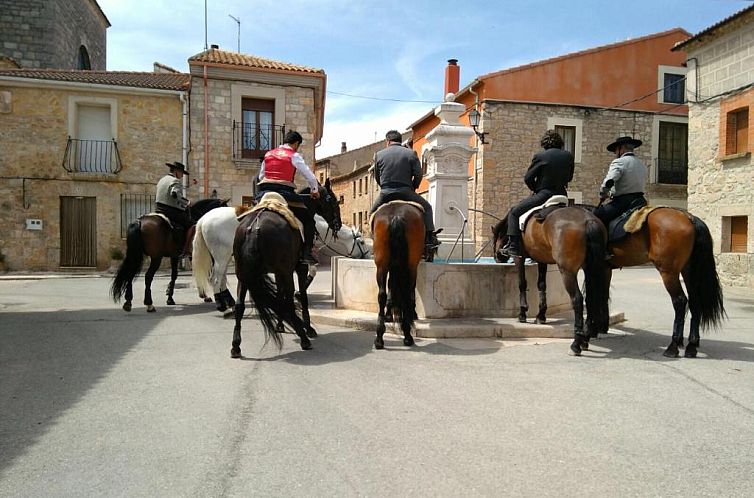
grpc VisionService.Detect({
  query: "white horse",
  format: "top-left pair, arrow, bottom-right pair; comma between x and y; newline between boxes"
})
314,215 -> 373,259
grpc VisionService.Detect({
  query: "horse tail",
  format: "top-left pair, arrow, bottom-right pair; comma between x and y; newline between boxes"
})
685,216 -> 726,330
191,219 -> 213,297
111,220 -> 145,302
241,229 -> 284,349
387,216 -> 415,330
583,218 -> 610,334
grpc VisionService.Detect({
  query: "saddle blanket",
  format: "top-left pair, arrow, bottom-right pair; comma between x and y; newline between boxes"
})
369,200 -> 425,226
238,192 -> 304,241
518,195 -> 569,231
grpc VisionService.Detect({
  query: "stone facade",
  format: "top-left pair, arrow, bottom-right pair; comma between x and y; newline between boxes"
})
0,0 -> 108,70
682,11 -> 754,289
469,101 -> 687,250
0,83 -> 183,270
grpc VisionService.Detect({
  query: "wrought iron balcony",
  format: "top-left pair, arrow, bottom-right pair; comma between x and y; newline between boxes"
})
232,121 -> 285,161
655,158 -> 687,185
62,138 -> 123,174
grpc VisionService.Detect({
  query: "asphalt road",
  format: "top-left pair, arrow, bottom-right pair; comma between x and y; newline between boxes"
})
1,267 -> 753,497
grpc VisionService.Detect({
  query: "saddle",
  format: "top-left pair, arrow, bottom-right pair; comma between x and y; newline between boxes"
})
143,212 -> 190,255
239,192 -> 304,241
606,199 -> 650,243
369,200 -> 424,227
518,195 -> 569,231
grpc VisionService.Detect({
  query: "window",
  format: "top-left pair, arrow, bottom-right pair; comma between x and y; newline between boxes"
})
359,211 -> 363,228
64,99 -> 121,174
319,173 -> 324,183
241,196 -> 254,207
554,125 -> 576,154
241,98 -> 274,159
657,122 -> 688,184
77,45 -> 91,70
120,193 -> 155,238
338,195 -> 344,205
358,178 -> 363,196
725,108 -> 749,155
663,73 -> 685,104
353,181 -> 356,198
352,212 -> 356,227
723,216 -> 748,253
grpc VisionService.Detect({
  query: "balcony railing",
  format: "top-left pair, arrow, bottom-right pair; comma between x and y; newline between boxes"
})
655,158 -> 687,185
232,121 -> 285,161
62,138 -> 123,174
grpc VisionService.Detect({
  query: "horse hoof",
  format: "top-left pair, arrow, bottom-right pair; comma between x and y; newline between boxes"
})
581,342 -> 589,351
306,327 -> 318,338
166,297 -> 176,305
230,348 -> 241,359
222,307 -> 235,319
216,304 -> 227,312
535,316 -> 547,324
684,347 -> 698,358
403,337 -> 415,347
663,345 -> 680,358
518,316 -> 527,323
146,305 -> 156,313
123,302 -> 132,312
569,340 -> 582,356
374,341 -> 384,350
300,339 -> 313,350
204,297 -> 213,303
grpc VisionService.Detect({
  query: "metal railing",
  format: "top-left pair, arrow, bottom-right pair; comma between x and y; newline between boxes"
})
655,158 -> 687,185
62,138 -> 123,174
232,121 -> 285,160
120,193 -> 155,238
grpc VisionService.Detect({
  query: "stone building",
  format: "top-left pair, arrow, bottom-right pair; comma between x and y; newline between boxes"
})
187,46 -> 326,206
408,29 -> 691,251
0,0 -> 109,70
0,69 -> 188,270
674,5 -> 754,288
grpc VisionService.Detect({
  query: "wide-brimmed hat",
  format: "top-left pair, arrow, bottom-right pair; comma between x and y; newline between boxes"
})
165,161 -> 189,175
607,136 -> 643,152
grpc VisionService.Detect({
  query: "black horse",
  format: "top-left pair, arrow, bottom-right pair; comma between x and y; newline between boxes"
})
111,198 -> 226,312
231,183 -> 341,357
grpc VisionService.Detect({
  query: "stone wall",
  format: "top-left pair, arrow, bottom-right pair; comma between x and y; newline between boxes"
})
691,23 -> 754,99
687,96 -> 754,288
189,76 -> 317,205
0,84 -> 183,270
0,0 -> 107,70
329,165 -> 377,236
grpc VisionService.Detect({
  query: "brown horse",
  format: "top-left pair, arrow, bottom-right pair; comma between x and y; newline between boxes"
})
111,198 -> 226,312
593,207 -> 725,358
372,203 -> 427,349
493,207 -> 611,355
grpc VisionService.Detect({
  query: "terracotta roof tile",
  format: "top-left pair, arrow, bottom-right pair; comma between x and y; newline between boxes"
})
0,69 -> 190,91
188,47 -> 323,74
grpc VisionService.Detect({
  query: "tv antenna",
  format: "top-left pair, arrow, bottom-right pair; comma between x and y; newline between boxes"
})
228,14 -> 240,53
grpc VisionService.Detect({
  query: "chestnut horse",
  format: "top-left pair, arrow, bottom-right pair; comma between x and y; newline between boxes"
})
493,207 -> 611,356
111,198 -> 226,312
593,207 -> 724,358
372,203 -> 427,350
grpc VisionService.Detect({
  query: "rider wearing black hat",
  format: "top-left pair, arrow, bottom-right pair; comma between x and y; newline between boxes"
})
156,161 -> 191,249
593,136 -> 648,228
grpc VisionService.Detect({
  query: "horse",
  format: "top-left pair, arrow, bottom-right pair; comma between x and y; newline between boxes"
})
111,198 -> 226,312
583,205 -> 725,358
372,202 -> 428,350
231,183 -> 342,358
314,214 -> 372,259
492,206 -> 611,356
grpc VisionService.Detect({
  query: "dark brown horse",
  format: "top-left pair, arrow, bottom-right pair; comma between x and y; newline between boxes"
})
493,207 -> 611,355
372,203 -> 427,350
111,198 -> 226,312
231,184 -> 341,358
592,207 -> 725,358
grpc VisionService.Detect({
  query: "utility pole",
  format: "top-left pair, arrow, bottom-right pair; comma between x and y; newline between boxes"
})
229,14 -> 240,53
204,0 -> 208,50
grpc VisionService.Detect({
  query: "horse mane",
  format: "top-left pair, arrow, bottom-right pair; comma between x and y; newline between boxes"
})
491,218 -> 507,237
235,205 -> 253,217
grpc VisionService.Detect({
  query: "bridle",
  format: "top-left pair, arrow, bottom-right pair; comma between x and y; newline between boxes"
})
315,224 -> 368,259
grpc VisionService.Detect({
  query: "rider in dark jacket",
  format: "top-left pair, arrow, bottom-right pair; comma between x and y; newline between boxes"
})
499,130 -> 574,258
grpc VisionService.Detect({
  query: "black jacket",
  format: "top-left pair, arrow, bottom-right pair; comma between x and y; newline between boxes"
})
524,147 -> 574,194
373,144 -> 422,191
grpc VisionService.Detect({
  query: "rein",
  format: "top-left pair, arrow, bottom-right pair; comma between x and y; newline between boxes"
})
315,225 -> 367,258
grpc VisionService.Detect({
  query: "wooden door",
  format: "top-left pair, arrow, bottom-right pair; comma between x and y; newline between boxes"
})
60,196 -> 97,267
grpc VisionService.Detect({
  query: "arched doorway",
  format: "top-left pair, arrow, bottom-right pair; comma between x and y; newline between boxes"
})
77,45 -> 91,70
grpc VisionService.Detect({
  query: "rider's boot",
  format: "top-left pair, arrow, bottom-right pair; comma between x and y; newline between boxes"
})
499,235 -> 521,258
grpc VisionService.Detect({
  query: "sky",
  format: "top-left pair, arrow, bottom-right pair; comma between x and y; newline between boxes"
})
98,0 -> 751,159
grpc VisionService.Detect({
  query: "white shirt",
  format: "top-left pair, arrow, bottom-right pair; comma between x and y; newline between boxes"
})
259,144 -> 319,191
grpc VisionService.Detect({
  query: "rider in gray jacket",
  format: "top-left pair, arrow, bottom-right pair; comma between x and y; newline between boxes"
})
593,136 -> 648,228
156,161 -> 191,246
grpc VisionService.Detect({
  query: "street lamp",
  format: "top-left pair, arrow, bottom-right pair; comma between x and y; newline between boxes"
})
468,108 -> 488,144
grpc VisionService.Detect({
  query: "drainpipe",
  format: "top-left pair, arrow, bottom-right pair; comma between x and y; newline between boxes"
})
203,63 -> 210,197
180,91 -> 189,191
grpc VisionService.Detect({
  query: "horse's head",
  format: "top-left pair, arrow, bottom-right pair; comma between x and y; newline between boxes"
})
189,198 -> 229,224
315,178 -> 342,233
491,219 -> 508,263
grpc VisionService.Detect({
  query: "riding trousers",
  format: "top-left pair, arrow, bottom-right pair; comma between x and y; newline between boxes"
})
155,202 -> 191,230
369,188 -> 435,232
593,193 -> 647,227
255,183 -> 315,249
506,189 -> 561,237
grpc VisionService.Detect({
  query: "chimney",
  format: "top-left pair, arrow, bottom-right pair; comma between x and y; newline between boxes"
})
341,142 -> 347,154
210,44 -> 219,49
444,59 -> 460,96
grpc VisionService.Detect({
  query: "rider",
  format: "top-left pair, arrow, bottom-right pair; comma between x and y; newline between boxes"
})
256,130 -> 320,265
593,136 -> 648,228
155,161 -> 191,250
499,130 -> 574,258
370,130 -> 440,252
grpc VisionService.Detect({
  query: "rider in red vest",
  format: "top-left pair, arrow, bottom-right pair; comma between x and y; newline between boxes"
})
256,130 -> 320,265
